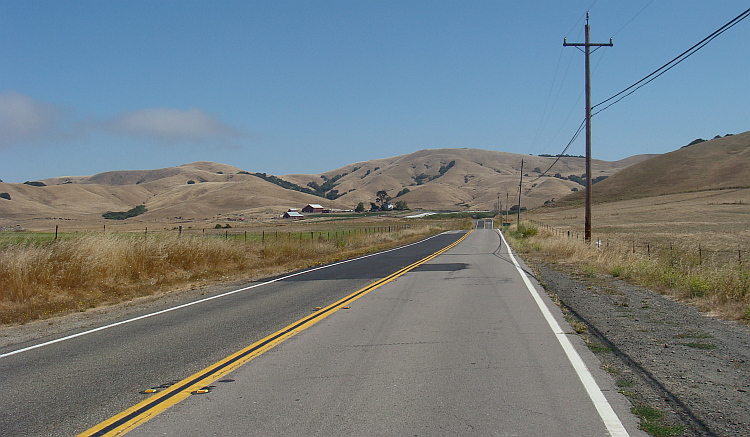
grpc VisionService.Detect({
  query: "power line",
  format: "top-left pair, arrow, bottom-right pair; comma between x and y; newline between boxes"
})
530,18 -> 586,156
610,0 -> 656,39
530,47 -> 565,153
593,7 -> 750,115
521,5 -> 748,219
564,13 -> 613,243
534,118 -> 587,181
530,6 -> 750,186
532,1 -> 652,157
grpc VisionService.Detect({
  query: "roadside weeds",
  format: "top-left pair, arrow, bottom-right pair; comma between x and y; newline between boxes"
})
504,223 -> 750,437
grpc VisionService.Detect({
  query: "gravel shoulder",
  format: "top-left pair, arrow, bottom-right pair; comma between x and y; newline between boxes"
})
531,261 -> 750,437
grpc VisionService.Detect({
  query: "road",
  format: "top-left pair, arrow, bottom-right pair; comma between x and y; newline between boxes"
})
1,228 -> 645,436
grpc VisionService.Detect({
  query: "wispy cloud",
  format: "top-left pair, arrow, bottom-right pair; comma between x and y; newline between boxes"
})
96,107 -> 247,143
0,91 -> 248,148
0,92 -> 71,148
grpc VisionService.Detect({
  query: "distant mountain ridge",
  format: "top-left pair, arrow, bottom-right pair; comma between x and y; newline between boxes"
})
1,148 -> 655,226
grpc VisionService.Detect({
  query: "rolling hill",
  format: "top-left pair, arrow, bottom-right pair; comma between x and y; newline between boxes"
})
281,148 -> 651,211
1,149 -> 652,230
550,130 -> 750,207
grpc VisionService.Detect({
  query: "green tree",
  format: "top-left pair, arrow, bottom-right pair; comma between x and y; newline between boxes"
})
355,202 -> 365,213
394,200 -> 408,211
376,189 -> 389,208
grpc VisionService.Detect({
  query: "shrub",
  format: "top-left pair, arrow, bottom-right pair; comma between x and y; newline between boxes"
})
686,275 -> 709,298
0,192 -> 10,200
394,200 -> 409,211
582,265 -> 598,278
682,138 -> 705,148
517,223 -> 538,238
610,265 -> 628,278
102,205 -> 147,220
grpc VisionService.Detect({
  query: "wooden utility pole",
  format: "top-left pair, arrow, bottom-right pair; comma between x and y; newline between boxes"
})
517,160 -> 524,225
564,13 -> 612,243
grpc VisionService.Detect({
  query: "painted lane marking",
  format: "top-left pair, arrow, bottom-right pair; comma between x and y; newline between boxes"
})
1,232 -> 456,359
77,230 -> 472,437
497,229 -> 630,437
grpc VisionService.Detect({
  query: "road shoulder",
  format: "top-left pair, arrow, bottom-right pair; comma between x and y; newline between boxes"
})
532,262 -> 750,437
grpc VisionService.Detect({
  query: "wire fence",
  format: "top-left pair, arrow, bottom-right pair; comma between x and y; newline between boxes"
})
528,220 -> 747,267
0,223 -> 419,246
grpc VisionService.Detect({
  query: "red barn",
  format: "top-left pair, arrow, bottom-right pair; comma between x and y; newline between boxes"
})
301,204 -> 325,213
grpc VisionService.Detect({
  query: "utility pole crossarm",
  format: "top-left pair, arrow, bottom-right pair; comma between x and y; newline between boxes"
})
563,12 -> 612,243
563,37 -> 613,48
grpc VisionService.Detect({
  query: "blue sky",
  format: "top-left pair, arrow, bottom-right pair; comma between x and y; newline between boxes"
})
1,1 -> 748,183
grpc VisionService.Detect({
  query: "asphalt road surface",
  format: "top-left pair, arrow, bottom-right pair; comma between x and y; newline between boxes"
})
1,228 -> 646,436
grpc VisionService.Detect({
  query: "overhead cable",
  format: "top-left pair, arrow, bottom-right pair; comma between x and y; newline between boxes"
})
593,7 -> 750,115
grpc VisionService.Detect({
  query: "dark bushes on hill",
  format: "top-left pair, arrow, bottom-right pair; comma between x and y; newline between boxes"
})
102,205 -> 147,220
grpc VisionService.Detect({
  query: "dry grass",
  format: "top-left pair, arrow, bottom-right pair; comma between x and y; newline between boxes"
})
504,222 -> 750,323
0,220 -> 467,325
553,131 -> 750,207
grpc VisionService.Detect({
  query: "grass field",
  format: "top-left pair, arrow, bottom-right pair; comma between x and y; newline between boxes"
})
514,190 -> 750,322
528,188 -> 750,259
0,217 -> 470,325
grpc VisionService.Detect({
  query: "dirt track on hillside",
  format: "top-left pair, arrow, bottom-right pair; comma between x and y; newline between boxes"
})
533,262 -> 750,436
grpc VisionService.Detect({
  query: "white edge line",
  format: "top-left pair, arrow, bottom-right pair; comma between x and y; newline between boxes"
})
1,232 -> 452,359
497,229 -> 630,437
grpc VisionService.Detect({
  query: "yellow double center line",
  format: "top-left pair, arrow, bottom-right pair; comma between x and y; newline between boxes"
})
79,229 -> 472,436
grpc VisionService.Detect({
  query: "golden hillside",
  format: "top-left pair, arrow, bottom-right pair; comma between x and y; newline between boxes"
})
0,150 -> 648,231
552,130 -> 750,206
283,148 -> 648,211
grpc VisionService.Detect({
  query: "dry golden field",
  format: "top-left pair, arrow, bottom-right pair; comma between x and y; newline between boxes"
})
0,217 -> 469,326
528,187 -> 750,256
518,187 -> 750,322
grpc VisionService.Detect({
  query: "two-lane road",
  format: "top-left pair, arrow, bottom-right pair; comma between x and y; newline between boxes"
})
1,229 -> 645,436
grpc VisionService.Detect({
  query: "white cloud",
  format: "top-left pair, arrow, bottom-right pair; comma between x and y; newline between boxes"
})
99,107 -> 246,143
0,93 -> 247,148
0,92 -> 69,148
